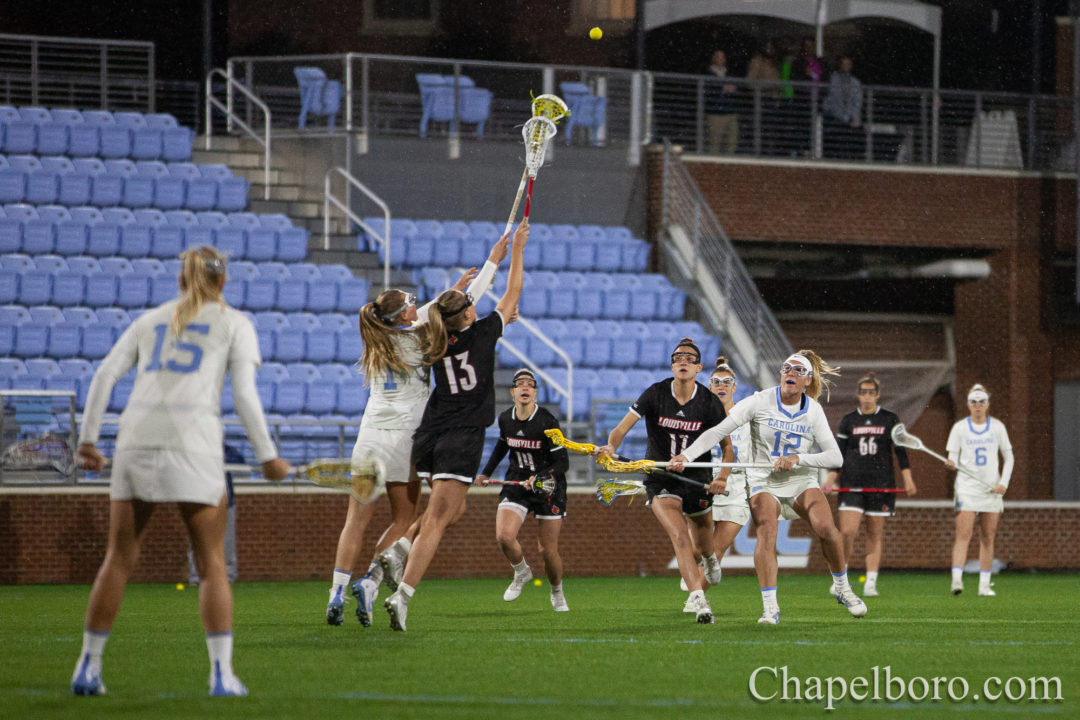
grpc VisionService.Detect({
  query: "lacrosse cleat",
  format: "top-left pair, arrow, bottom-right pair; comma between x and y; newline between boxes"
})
326,586 -> 346,626
71,654 -> 106,696
351,575 -> 379,627
683,595 -> 696,613
503,565 -> 533,602
694,596 -> 715,625
758,606 -> 781,625
379,547 -> 405,592
550,590 -> 570,612
863,580 -> 879,598
951,578 -> 964,596
836,587 -> 868,618
209,662 -> 248,697
679,576 -> 689,592
704,556 -> 722,585
385,592 -> 408,632
978,584 -> 996,597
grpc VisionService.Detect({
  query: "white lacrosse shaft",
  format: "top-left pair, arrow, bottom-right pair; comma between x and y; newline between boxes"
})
892,424 -> 981,480
914,445 -> 981,481
657,461 -> 777,469
502,166 -> 528,236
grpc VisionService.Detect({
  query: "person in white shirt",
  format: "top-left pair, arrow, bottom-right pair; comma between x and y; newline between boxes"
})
327,237 -> 509,627
706,356 -> 751,582
71,246 -> 290,698
945,384 -> 1013,597
670,350 -> 867,624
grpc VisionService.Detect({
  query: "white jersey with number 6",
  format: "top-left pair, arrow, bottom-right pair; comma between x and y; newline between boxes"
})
946,417 -> 1012,494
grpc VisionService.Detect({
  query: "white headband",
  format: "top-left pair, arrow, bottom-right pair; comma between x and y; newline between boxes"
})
785,354 -> 812,372
968,390 -> 989,403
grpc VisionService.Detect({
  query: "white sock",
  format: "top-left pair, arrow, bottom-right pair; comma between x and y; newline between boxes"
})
831,570 -> 851,592
550,582 -> 563,594
79,629 -> 109,667
512,559 -> 529,575
399,582 -> 415,601
331,569 -> 351,590
760,586 -> 777,607
951,566 -> 963,584
365,559 -> 384,585
979,570 -> 992,587
206,632 -> 234,677
393,537 -> 412,556
688,589 -> 704,602
866,571 -> 878,585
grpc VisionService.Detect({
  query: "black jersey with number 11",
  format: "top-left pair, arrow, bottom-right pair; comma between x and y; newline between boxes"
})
630,379 -> 728,484
418,311 -> 504,432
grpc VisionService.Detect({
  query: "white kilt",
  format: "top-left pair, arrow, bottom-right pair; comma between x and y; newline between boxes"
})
110,449 -> 225,506
954,488 -> 1004,514
351,427 -> 414,485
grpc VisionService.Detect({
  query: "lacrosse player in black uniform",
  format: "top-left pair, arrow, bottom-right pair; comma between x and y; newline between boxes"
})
596,339 -> 733,624
477,368 -> 570,610
382,219 -> 529,631
823,373 -> 916,597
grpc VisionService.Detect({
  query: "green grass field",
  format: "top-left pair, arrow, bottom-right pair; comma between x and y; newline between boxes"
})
3,574 -> 1076,719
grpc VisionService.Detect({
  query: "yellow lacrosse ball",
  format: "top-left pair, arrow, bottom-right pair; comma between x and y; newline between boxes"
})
589,27 -> 603,40
858,575 -> 866,583
533,578 -> 543,586
175,583 -> 185,591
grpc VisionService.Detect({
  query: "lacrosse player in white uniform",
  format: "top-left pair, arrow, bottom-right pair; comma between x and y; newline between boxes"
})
671,350 -> 867,625
707,356 -> 752,580
327,238 -> 509,627
946,384 -> 1013,597
72,247 -> 290,698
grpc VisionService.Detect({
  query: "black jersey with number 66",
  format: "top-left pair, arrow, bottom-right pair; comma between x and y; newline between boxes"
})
418,311 -> 504,432
834,407 -> 910,488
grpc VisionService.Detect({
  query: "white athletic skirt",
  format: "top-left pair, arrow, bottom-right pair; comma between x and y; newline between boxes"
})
954,488 -> 1004,514
712,501 -> 751,526
110,449 -> 225,506
351,427 -> 413,485
749,476 -> 820,520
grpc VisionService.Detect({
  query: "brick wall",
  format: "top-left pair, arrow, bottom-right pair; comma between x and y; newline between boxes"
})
3,490 -> 1077,585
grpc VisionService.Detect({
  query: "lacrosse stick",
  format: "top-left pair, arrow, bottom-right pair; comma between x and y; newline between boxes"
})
890,424 -> 980,481
487,475 -> 556,495
502,94 -> 569,235
827,488 -> 907,493
543,428 -> 597,455
596,478 -> 646,506
503,116 -> 558,235
596,455 -> 774,473
226,457 -> 385,503
2,432 -> 75,475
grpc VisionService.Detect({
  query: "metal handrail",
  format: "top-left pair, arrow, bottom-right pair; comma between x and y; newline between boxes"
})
204,67 -> 271,199
324,167 -> 391,291
658,140 -> 792,389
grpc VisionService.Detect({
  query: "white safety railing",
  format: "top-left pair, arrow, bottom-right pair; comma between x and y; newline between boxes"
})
205,67 -> 271,199
324,167 -> 391,291
658,140 -> 792,389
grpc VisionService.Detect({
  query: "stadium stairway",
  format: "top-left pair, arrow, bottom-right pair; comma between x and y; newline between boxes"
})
192,135 -> 414,292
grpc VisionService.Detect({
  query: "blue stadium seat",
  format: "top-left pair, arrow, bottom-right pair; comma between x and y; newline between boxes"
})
335,329 -> 363,364
25,169 -> 59,206
562,319 -> 594,366
538,238 -> 569,270
51,272 -> 86,306
294,67 -> 342,132
117,112 -> 163,160
72,158 -> 122,207
612,321 -> 648,369
593,239 -> 623,271
66,256 -> 101,276
24,107 -> 69,155
457,235 -> 487,267
259,214 -> 307,262
244,278 -> 277,311
255,328 -> 275,360
150,274 -> 177,305
201,165 -> 248,212
304,327 -> 336,363
169,163 -> 216,210
116,274 -> 150,307
30,254 -> 66,274
25,357 -> 61,378
52,109 -> 100,157
316,314 -> 350,332
83,275 -> 118,307
257,261 -> 289,279
21,216 -> 56,254
58,357 -> 93,378
99,257 -> 133,276
108,375 -> 136,412
639,322 -> 678,367
0,268 -> 17,303
317,264 -> 352,282
585,320 -> 620,368
17,269 -> 52,305
284,361 -> 321,382
13,322 -> 49,357
622,238 -> 650,272
84,111 -> 132,159
337,277 -> 369,313
275,278 -> 307,313
136,160 -> 183,209
4,202 -> 37,223
45,323 -> 81,358
1,105 -> 36,153
518,286 -> 547,317
37,204 -> 70,223
405,235 -> 434,267
336,377 -> 369,415
573,273 -> 603,319
601,278 -> 632,319
145,114 -> 193,162
273,378 -> 306,414
624,275 -> 658,319
303,378 -> 337,414
0,165 -> 25,203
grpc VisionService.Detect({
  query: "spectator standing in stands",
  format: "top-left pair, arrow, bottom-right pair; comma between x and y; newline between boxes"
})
746,40 -> 781,155
795,37 -> 826,154
705,50 -> 739,154
823,56 -> 863,159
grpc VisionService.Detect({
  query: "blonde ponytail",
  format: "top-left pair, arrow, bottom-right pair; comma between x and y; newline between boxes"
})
798,348 -> 840,402
358,290 -> 412,379
417,302 -> 449,366
172,246 -> 226,337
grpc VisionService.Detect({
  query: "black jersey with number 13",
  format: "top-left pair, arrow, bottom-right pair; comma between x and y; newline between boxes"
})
418,311 -> 504,432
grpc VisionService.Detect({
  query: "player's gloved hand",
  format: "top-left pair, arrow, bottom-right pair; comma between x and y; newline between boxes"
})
667,454 -> 688,472
78,443 -> 105,471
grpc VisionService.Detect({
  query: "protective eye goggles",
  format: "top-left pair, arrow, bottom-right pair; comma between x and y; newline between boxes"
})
380,292 -> 416,323
442,292 -> 473,318
857,388 -> 878,395
781,362 -> 811,377
709,376 -> 735,387
512,380 -> 537,389
670,352 -> 701,364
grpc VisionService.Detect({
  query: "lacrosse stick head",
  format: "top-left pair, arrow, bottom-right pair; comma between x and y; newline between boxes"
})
531,93 -> 570,123
595,479 -> 644,506
596,454 -> 654,473
326,457 -> 385,504
522,116 -> 557,178
529,469 -> 557,495
890,423 -> 924,451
